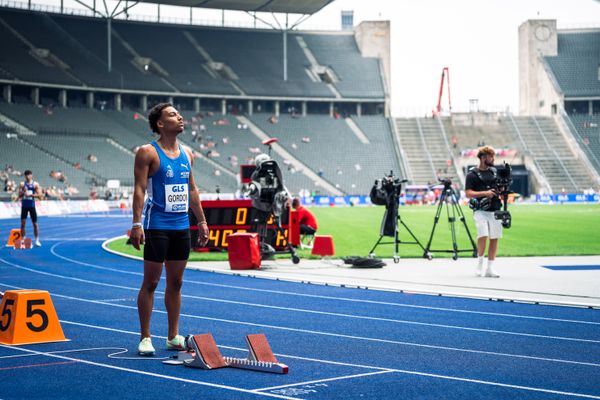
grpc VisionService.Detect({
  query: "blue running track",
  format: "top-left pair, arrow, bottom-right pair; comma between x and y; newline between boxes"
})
1,212 -> 599,399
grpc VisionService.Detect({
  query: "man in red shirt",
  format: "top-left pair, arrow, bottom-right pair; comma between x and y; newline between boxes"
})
292,198 -> 318,235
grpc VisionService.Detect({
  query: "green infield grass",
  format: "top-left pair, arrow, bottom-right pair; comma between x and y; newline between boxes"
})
105,203 -> 599,261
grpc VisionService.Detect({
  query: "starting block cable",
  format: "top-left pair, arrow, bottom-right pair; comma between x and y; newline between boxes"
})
0,347 -> 168,361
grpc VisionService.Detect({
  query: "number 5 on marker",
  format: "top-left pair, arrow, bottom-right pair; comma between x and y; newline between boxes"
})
0,290 -> 68,345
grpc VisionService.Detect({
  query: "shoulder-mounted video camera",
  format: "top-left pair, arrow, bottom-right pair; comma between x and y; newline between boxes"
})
468,162 -> 513,228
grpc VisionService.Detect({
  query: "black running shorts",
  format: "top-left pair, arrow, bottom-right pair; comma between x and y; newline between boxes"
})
21,207 -> 38,223
144,229 -> 191,263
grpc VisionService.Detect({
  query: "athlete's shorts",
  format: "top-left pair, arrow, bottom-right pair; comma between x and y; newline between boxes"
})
473,210 -> 503,239
144,229 -> 191,263
21,207 -> 38,223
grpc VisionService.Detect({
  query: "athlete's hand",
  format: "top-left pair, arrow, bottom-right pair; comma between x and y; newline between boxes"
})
484,189 -> 497,198
130,227 -> 145,251
198,223 -> 209,247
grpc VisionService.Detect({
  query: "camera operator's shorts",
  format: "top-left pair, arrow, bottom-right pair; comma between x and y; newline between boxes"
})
473,211 -> 503,239
144,229 -> 191,263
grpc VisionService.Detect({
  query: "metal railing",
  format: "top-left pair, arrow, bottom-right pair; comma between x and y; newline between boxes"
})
531,115 -> 577,190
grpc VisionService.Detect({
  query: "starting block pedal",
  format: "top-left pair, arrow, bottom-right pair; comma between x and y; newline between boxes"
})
13,239 -> 22,250
164,333 -> 288,374
224,333 -> 288,374
23,237 -> 32,249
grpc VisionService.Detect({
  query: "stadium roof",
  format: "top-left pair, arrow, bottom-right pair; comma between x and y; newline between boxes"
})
134,0 -> 335,15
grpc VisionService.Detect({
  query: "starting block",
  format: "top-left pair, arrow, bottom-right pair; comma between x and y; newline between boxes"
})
0,290 -> 68,345
164,333 -> 288,374
12,237 -> 32,250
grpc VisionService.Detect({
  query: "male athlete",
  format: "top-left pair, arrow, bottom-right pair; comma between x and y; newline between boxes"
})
465,146 -> 503,278
130,103 -> 209,356
18,170 -> 42,246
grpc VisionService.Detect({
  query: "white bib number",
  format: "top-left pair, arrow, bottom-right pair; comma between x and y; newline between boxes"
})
165,184 -> 188,213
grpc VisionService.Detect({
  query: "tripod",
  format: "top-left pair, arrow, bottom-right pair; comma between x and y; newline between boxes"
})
254,209 -> 300,264
369,197 -> 425,263
423,181 -> 477,260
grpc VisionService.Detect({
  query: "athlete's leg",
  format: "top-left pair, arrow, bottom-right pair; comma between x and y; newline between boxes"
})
164,260 -> 187,340
137,260 -> 163,339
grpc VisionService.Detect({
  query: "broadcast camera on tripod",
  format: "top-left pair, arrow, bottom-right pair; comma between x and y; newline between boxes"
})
423,178 -> 477,260
369,171 -> 425,263
244,154 -> 300,264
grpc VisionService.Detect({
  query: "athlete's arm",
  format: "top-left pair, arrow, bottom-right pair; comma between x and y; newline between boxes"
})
17,182 -> 25,200
185,147 -> 209,246
34,182 -> 43,200
131,145 -> 153,250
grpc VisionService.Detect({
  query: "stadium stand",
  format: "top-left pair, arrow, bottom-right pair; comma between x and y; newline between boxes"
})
0,7 -> 383,100
302,34 -> 385,98
508,115 -> 597,193
567,114 -> 600,175
395,118 -> 459,186
544,31 -> 600,98
250,113 -> 398,194
0,133 -> 90,199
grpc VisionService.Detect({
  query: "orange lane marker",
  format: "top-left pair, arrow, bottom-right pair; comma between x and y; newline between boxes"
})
0,290 -> 68,345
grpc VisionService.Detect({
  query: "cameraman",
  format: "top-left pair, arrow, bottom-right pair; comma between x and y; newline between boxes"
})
465,146 -> 502,278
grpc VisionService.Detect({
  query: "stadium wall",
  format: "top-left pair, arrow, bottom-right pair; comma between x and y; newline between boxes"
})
518,19 -> 561,116
354,20 -> 391,116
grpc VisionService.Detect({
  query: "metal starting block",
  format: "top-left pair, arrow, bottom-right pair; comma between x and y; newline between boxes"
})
162,333 -> 288,374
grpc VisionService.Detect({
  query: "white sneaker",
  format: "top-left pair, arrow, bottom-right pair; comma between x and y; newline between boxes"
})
166,334 -> 185,350
35,239 -> 42,247
485,269 -> 500,278
476,265 -> 484,277
138,337 -> 155,356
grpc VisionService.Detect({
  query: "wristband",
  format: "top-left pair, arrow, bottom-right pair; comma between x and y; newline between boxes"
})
198,221 -> 208,226
132,222 -> 143,229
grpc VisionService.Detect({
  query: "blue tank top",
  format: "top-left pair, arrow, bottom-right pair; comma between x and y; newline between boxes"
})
143,141 -> 191,230
22,181 -> 36,208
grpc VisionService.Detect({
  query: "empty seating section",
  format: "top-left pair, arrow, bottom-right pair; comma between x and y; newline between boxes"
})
0,134 -> 90,196
569,114 -> 600,174
352,116 -> 402,183
251,113 -> 381,194
545,31 -> 600,97
24,135 -> 134,184
187,29 -> 332,97
509,116 -> 596,192
0,16 -> 78,86
113,22 -> 237,95
0,8 -> 382,99
302,34 -> 384,98
395,118 -> 458,185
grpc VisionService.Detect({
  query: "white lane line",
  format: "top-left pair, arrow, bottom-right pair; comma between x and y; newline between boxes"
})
0,295 -> 597,400
255,370 -> 395,391
258,368 -> 600,399
51,242 -> 600,327
0,277 -> 598,369
0,344 -> 298,400
29,250 -> 600,344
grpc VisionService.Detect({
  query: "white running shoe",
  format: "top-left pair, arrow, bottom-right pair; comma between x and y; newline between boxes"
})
166,334 -> 185,350
138,337 -> 155,356
485,268 -> 500,278
35,239 -> 42,247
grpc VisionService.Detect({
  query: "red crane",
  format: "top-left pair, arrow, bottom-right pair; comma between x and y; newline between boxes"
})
435,67 -> 452,116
